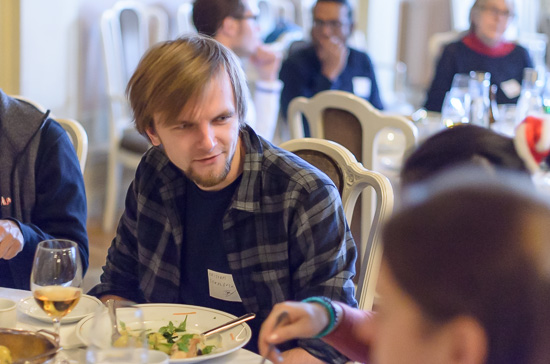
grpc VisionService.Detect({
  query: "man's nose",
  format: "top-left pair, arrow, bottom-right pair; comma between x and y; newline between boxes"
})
319,24 -> 332,37
197,124 -> 216,151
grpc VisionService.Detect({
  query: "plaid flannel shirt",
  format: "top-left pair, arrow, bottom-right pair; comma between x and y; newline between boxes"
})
89,126 -> 357,363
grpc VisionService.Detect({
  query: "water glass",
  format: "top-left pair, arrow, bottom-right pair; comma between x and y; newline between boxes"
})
441,91 -> 470,127
86,302 -> 148,364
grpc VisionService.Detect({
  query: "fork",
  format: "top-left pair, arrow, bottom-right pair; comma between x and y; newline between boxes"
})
259,311 -> 289,364
106,299 -> 121,344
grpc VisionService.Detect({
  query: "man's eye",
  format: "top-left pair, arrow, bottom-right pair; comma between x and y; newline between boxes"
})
215,115 -> 232,122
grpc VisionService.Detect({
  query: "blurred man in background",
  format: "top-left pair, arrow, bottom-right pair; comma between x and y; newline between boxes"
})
193,0 -> 283,142
279,0 -> 383,136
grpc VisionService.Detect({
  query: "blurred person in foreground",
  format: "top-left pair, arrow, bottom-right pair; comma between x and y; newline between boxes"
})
400,123 -> 530,187
258,172 -> 550,364
88,34 -> 357,363
401,116 -> 550,190
193,0 -> 283,142
424,0 -> 532,112
279,0 -> 383,136
0,90 -> 88,289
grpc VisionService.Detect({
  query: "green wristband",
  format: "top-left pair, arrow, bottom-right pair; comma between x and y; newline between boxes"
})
302,296 -> 337,338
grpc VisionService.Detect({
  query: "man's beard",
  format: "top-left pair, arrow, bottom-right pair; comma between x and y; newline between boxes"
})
186,150 -> 235,188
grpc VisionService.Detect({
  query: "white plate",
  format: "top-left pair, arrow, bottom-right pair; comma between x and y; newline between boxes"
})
76,304 -> 251,364
17,294 -> 102,324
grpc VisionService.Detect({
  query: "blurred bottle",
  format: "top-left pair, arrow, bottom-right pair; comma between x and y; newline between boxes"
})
543,71 -> 550,114
515,68 -> 543,125
489,84 -> 499,125
469,71 -> 491,128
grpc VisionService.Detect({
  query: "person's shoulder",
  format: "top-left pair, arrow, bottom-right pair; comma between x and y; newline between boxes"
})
134,147 -> 175,187
510,43 -> 531,57
284,43 -> 316,64
39,118 -> 72,149
442,40 -> 465,56
348,47 -> 374,64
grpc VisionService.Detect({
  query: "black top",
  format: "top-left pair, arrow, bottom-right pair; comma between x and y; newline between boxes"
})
181,175 -> 261,351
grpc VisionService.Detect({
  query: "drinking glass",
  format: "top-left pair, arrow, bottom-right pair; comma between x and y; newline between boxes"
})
86,301 -> 149,364
451,73 -> 470,90
30,239 -> 83,336
441,91 -> 470,127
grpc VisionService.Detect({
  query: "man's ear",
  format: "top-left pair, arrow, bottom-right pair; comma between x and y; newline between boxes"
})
445,316 -> 488,364
146,125 -> 161,146
218,16 -> 239,38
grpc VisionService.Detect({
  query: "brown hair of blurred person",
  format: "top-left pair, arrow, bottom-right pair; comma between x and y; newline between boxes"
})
400,124 -> 529,187
127,34 -> 247,139
192,0 -> 245,37
383,178 -> 550,364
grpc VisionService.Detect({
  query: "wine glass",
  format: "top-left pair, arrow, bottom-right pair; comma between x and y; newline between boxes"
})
30,239 -> 83,336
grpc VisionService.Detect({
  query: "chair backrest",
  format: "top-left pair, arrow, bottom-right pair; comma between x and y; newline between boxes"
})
11,95 -> 88,172
280,138 -> 394,310
288,90 -> 418,171
287,90 -> 416,291
177,1 -> 196,35
56,118 -> 89,172
100,1 -> 169,141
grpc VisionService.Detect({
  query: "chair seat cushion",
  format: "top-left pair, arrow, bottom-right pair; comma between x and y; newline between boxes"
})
120,128 -> 150,153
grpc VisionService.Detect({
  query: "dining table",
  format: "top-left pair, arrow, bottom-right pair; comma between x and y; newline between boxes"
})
0,287 -> 268,364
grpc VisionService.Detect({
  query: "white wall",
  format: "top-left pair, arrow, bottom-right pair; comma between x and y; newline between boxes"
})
19,0 -> 79,118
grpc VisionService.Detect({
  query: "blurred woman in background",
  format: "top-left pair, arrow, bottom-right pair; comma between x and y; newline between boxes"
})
424,0 -> 532,112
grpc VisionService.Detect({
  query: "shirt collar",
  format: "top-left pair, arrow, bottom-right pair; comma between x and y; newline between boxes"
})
462,32 -> 516,57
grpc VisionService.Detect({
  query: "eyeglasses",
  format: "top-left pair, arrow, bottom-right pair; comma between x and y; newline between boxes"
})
480,6 -> 513,18
312,19 -> 348,30
233,14 -> 259,21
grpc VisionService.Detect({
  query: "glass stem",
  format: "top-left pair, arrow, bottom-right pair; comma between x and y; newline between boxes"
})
52,317 -> 61,336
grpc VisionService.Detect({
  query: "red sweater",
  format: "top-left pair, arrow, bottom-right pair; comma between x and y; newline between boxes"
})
322,304 -> 375,363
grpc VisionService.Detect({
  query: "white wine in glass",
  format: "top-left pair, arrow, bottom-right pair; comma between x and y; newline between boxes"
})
30,239 -> 83,335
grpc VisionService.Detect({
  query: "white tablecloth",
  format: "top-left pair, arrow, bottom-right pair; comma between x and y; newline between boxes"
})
0,287 -> 266,363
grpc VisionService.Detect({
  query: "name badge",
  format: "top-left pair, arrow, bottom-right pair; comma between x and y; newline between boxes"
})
500,79 -> 521,99
352,76 -> 372,99
208,269 -> 242,302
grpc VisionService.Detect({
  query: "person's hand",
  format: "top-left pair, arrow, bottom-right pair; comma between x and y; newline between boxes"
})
0,219 -> 24,259
316,36 -> 349,81
258,301 -> 329,363
250,44 -> 283,81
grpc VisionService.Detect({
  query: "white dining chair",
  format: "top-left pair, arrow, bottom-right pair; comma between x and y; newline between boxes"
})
177,0 -> 196,35
280,138 -> 394,310
100,1 -> 169,232
287,90 -> 417,279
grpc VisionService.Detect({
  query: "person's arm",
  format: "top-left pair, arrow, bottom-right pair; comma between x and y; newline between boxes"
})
259,301 -> 374,363
322,303 -> 375,362
424,44 -> 458,112
5,120 -> 88,284
287,184 -> 358,363
315,36 -> 349,82
253,79 -> 282,142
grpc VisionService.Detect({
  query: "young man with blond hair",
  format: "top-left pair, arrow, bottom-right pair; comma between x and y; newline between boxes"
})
90,35 -> 357,364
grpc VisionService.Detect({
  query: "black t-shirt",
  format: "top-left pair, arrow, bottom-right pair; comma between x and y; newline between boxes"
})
181,175 -> 259,352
